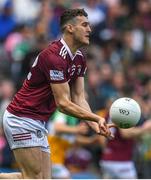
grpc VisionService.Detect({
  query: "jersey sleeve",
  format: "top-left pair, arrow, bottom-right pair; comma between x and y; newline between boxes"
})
39,52 -> 68,83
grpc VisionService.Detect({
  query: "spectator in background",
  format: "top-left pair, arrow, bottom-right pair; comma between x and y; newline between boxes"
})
65,145 -> 100,179
86,57 -> 105,111
0,0 -> 17,42
20,36 -> 48,86
0,127 -> 7,167
47,109 -> 99,179
48,0 -> 66,39
0,79 -> 15,126
136,120 -> 151,178
4,24 -> 35,88
35,0 -> 53,41
0,126 -> 15,174
0,79 -> 16,173
136,0 -> 151,31
13,0 -> 41,24
98,97 -> 151,179
81,0 -> 106,27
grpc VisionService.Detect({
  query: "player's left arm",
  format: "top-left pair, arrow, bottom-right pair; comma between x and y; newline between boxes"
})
71,76 -> 91,111
71,77 -> 96,130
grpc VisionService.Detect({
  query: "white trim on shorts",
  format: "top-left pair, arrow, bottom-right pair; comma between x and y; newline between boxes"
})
3,110 -> 50,154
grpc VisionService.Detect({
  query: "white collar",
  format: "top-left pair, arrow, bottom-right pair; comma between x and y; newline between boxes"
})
60,38 -> 82,60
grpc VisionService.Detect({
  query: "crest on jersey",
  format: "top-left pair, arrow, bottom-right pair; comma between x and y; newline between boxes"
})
77,65 -> 82,75
50,70 -> 64,80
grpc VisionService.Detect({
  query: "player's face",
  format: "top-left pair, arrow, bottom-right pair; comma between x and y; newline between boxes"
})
72,16 -> 92,46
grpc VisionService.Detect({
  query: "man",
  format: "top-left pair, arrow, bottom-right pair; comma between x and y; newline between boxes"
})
1,8 -> 114,179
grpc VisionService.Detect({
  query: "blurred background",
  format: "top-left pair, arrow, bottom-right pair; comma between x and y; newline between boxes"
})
0,0 -> 151,179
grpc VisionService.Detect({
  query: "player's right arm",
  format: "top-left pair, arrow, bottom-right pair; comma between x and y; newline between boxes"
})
51,82 -> 114,137
51,82 -> 101,121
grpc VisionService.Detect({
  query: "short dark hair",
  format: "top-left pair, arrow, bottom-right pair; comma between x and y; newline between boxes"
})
60,8 -> 88,32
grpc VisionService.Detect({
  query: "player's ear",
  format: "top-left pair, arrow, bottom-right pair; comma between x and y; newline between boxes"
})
66,24 -> 74,33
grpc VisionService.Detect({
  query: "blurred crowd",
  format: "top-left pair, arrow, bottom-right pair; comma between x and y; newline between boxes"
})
0,0 -> 151,179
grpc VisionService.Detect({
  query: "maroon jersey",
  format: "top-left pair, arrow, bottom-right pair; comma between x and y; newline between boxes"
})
7,39 -> 87,121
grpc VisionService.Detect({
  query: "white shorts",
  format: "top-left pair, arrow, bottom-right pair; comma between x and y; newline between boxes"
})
3,110 -> 50,153
100,160 -> 137,179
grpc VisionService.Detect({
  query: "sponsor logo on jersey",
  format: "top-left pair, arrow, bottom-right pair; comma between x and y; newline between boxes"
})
77,65 -> 82,75
50,70 -> 64,80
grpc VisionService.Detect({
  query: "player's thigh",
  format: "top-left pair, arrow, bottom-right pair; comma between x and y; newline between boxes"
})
13,147 -> 43,178
41,151 -> 51,179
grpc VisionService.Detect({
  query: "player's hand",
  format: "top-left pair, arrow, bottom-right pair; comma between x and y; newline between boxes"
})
98,118 -> 116,139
